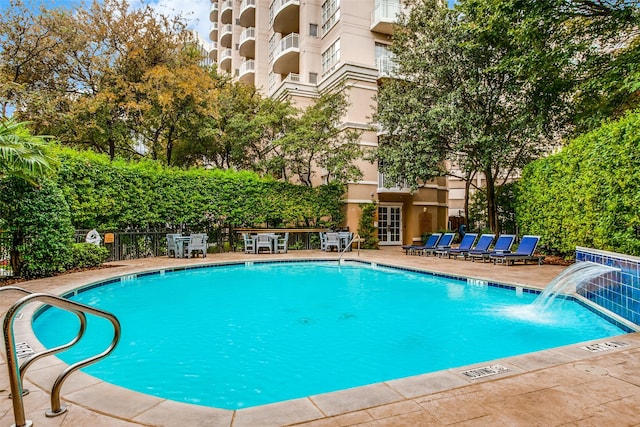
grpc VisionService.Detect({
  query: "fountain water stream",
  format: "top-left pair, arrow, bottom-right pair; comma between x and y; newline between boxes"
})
532,261 -> 620,312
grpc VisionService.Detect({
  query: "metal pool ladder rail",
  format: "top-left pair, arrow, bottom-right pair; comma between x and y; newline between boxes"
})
338,233 -> 362,263
2,286 -> 121,427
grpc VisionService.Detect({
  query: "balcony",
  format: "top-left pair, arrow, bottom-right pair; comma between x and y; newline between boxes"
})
208,22 -> 218,41
271,33 -> 299,74
220,0 -> 233,24
239,59 -> 255,84
239,0 -> 256,27
209,2 -> 218,21
270,0 -> 300,34
219,48 -> 232,72
376,56 -> 398,79
371,1 -> 402,35
220,24 -> 233,48
208,41 -> 218,61
377,173 -> 411,193
239,27 -> 255,58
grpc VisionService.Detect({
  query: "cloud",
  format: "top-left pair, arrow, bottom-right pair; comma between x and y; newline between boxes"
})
144,0 -> 210,41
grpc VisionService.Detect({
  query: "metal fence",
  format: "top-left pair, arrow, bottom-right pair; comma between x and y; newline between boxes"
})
0,233 -> 12,277
74,230 -> 171,262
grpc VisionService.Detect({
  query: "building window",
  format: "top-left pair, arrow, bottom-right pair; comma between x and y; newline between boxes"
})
321,0 -> 340,34
309,72 -> 318,84
309,23 -> 318,37
321,39 -> 340,75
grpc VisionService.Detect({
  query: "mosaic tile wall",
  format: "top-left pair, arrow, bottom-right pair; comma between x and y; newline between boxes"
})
575,246 -> 640,326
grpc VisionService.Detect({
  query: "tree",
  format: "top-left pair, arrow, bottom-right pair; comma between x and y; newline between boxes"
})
0,118 -> 53,183
0,0 -> 212,161
277,90 -> 363,186
375,0 -> 582,232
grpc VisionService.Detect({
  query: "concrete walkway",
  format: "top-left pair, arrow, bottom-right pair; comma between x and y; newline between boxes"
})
1,248 -> 639,426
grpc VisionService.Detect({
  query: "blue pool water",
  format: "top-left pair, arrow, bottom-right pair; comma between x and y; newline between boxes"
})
33,261 -> 625,409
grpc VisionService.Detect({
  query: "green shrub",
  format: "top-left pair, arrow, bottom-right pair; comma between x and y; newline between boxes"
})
0,177 -> 74,278
517,110 -> 640,257
52,147 -> 344,231
358,202 -> 379,249
69,243 -> 109,269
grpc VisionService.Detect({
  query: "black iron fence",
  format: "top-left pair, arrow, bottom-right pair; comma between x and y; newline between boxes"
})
0,233 -> 12,277
74,230 -> 171,262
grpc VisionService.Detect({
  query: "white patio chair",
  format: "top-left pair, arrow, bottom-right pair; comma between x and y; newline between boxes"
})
166,233 -> 180,258
319,232 -> 327,251
243,233 -> 256,254
186,233 -> 208,258
325,232 -> 341,252
256,234 -> 273,254
276,233 -> 289,254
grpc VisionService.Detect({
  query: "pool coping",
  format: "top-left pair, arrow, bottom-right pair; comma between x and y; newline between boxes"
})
9,257 -> 640,427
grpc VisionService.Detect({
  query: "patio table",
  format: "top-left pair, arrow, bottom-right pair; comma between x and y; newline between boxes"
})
175,236 -> 190,258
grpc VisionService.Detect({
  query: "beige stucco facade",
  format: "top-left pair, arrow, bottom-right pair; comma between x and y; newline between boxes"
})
209,0 -> 449,245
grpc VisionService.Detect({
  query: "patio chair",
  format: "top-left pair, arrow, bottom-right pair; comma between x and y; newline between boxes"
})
440,233 -> 478,259
325,232 -> 341,252
468,234 -> 515,263
243,233 -> 256,254
490,235 -> 544,266
186,233 -> 208,258
276,232 -> 289,254
401,233 -> 442,255
424,232 -> 455,256
256,233 -> 273,254
319,232 -> 328,251
166,233 -> 180,258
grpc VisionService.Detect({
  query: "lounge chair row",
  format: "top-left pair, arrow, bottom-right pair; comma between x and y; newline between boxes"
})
402,233 -> 544,265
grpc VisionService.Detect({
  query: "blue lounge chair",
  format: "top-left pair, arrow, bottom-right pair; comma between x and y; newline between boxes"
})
490,235 -> 544,265
424,232 -> 455,256
468,234 -> 515,262
402,233 -> 442,255
441,233 -> 478,258
457,234 -> 495,260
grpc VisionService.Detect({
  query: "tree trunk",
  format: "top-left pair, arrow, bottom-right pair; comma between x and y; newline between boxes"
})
484,170 -> 499,233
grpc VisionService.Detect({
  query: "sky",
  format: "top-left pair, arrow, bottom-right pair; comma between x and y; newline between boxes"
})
0,0 -> 211,41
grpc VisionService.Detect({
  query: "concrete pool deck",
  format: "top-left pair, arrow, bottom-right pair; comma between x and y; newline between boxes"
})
2,247 -> 640,426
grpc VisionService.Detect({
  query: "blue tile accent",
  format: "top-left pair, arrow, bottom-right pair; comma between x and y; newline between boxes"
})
576,247 -> 640,328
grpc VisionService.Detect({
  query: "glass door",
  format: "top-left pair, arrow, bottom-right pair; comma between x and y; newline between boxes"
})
378,206 -> 402,245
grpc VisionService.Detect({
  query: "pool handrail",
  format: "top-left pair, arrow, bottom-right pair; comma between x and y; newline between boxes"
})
338,233 -> 362,262
2,286 -> 121,427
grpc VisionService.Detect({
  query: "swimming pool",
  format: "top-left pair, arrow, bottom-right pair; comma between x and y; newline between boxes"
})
33,261 -> 626,409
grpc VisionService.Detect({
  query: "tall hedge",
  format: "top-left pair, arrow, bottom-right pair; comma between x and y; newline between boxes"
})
52,147 -> 344,230
516,110 -> 640,256
0,177 -> 74,278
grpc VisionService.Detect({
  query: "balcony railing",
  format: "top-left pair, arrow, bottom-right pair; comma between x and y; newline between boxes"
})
239,27 -> 256,45
270,32 -> 299,62
239,59 -> 255,76
208,22 -> 219,40
240,0 -> 256,13
269,0 -> 300,24
378,173 -> 410,191
220,48 -> 232,62
371,0 -> 402,34
376,56 -> 398,78
209,2 -> 219,20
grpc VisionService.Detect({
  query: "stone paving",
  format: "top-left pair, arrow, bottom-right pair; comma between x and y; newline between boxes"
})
1,248 -> 639,427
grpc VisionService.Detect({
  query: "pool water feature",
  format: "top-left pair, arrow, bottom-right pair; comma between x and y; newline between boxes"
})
33,261 -> 626,409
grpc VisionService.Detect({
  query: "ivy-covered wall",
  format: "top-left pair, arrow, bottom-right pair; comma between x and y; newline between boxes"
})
53,148 -> 344,231
516,110 -> 640,257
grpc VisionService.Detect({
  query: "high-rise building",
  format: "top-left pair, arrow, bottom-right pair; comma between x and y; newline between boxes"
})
208,0 -> 449,246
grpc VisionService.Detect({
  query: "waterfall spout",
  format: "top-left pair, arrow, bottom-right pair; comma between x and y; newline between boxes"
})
532,261 -> 619,312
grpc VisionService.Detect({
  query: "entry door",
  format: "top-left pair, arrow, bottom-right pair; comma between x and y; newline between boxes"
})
378,206 -> 402,245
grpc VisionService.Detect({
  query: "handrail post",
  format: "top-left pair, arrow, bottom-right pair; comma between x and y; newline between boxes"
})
1,286 -> 121,424
3,303 -> 32,427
